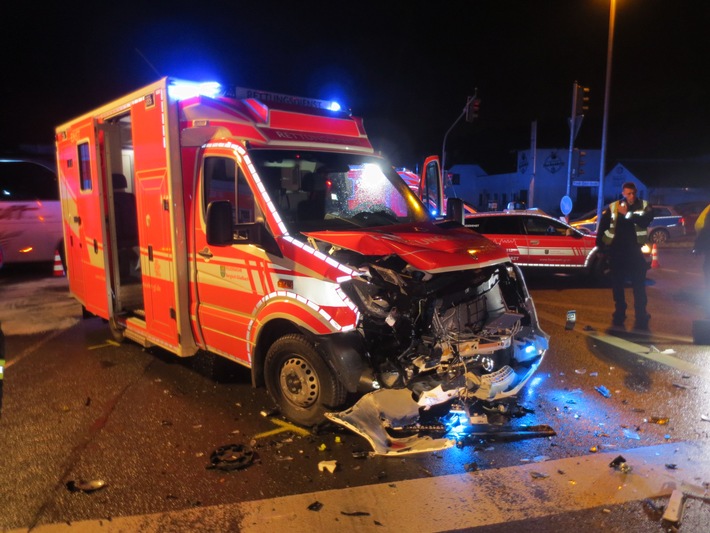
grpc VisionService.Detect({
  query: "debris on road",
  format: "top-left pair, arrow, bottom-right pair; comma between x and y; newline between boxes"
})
662,489 -> 685,525
206,443 -> 255,471
647,416 -> 670,425
609,455 -> 632,473
66,479 -> 107,493
464,462 -> 479,472
623,428 -> 641,440
565,310 -> 576,330
318,460 -> 338,474
594,385 -> 612,398
307,501 -> 323,512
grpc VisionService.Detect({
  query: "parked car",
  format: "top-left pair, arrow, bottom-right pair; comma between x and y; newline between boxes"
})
0,158 -> 64,266
570,205 -> 685,244
465,210 -> 608,278
674,200 -> 709,236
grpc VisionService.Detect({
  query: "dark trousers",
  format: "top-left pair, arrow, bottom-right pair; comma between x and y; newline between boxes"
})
609,251 -> 648,321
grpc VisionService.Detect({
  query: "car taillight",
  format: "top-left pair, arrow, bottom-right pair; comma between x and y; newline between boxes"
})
680,216 -> 685,226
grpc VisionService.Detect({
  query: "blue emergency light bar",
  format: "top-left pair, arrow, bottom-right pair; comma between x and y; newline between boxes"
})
167,80 -> 223,100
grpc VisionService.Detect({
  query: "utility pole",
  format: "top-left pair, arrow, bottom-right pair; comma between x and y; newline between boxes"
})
566,81 -> 590,198
529,120 -> 537,208
596,0 -> 617,232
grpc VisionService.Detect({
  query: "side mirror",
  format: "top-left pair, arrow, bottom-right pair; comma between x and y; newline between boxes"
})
206,201 -> 233,245
446,197 -> 465,225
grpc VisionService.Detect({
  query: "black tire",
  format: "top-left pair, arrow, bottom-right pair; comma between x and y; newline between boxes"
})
589,254 -> 610,285
264,334 -> 346,426
649,229 -> 669,244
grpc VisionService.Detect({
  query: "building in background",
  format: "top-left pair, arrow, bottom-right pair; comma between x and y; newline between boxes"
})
447,150 -> 710,218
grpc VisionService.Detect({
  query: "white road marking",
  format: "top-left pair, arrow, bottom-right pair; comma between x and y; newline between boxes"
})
16,442 -> 710,532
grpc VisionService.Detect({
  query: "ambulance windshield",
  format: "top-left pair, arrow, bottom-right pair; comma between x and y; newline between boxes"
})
248,150 -> 431,233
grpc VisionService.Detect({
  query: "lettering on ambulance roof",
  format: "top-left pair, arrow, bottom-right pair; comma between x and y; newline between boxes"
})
270,130 -> 353,145
243,89 -> 331,110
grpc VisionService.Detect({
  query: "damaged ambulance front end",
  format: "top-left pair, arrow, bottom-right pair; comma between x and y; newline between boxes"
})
309,226 -> 548,454
249,150 -> 548,455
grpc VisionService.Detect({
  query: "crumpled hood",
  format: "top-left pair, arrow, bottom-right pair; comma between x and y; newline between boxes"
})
303,223 -> 509,273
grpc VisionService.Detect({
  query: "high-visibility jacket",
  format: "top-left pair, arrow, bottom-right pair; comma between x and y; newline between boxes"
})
601,199 -> 649,246
695,203 -> 710,235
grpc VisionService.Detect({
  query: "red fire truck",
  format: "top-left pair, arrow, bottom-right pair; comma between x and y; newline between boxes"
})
56,78 -> 548,451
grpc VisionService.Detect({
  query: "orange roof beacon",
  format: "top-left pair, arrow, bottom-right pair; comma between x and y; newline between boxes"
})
56,78 -> 549,454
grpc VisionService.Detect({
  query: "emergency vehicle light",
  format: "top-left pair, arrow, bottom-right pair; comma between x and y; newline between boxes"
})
167,80 -> 222,100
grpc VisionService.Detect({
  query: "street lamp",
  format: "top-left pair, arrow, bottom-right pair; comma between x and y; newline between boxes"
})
596,0 -> 617,231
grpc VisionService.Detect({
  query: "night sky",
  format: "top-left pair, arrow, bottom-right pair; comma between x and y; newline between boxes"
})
3,0 -> 709,173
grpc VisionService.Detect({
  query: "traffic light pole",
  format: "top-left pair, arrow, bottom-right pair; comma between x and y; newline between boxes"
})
566,82 -> 580,198
441,111 -> 466,185
441,93 -> 478,181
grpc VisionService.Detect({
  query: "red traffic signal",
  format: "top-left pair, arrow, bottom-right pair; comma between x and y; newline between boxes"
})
465,96 -> 481,122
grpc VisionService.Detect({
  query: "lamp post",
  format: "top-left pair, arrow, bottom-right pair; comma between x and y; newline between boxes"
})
596,0 -> 617,232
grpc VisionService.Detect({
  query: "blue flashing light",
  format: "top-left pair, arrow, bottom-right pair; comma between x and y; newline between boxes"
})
524,344 -> 536,354
168,80 -> 222,100
327,101 -> 342,112
430,208 -> 438,216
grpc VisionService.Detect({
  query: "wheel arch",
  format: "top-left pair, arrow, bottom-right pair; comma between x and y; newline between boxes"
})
251,318 -> 369,394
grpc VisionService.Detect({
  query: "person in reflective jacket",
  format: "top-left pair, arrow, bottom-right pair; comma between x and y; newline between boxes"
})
596,181 -> 654,329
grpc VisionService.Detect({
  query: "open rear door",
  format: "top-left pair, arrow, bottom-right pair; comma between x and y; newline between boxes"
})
56,118 -> 111,319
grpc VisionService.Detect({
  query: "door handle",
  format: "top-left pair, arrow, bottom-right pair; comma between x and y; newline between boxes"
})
198,247 -> 213,259
530,240 -> 540,245
73,215 -> 81,225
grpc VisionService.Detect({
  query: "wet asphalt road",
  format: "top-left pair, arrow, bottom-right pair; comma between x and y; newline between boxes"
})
1,245 -> 710,531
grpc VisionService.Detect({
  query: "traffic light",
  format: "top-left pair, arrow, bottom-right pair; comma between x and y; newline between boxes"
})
574,83 -> 590,117
465,96 -> 481,122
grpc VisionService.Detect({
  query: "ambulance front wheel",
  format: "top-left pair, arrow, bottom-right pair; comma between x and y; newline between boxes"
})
264,334 -> 346,427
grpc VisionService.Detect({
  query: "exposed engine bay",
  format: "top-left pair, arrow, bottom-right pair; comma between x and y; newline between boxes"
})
324,246 -> 550,455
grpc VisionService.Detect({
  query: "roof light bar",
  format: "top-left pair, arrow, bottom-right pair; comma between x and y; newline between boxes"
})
168,80 -> 222,100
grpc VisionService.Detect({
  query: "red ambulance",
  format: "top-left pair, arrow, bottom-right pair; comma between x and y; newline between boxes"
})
55,78 -> 548,443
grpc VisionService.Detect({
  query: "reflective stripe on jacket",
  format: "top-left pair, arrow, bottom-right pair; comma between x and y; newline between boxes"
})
602,200 -> 649,246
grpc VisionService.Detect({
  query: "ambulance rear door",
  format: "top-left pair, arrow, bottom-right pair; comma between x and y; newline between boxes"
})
128,81 -> 189,353
57,117 -> 111,318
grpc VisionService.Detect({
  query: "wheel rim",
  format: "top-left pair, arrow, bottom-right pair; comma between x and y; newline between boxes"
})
279,356 -> 319,408
652,231 -> 668,244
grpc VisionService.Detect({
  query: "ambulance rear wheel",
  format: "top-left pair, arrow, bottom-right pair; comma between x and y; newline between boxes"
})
265,334 -> 346,427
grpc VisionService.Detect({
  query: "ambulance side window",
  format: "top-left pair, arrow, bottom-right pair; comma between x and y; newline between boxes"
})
236,167 -> 254,224
203,156 -> 256,226
204,157 -> 236,222
78,142 -> 92,191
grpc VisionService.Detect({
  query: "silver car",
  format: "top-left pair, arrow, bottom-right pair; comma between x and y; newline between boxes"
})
0,158 -> 63,265
570,205 -> 685,244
